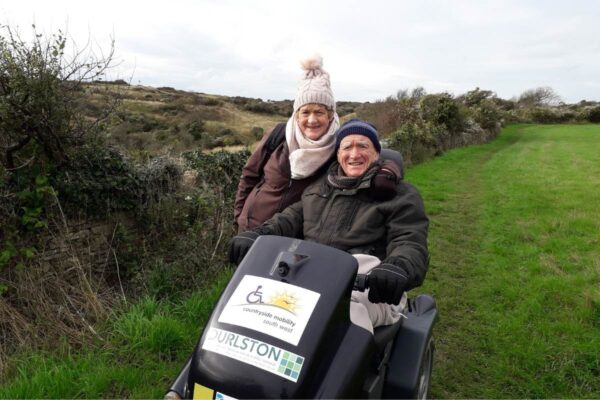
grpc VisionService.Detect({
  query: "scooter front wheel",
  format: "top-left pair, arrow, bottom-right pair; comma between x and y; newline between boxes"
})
416,336 -> 434,400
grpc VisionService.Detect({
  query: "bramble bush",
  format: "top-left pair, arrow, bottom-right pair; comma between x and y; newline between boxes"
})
470,99 -> 502,130
526,107 -> 558,124
419,93 -> 464,134
582,106 -> 600,123
0,171 -> 54,273
51,145 -> 143,218
458,88 -> 503,130
387,123 -> 436,165
358,88 -> 425,136
358,87 -> 500,165
183,149 -> 250,201
458,87 -> 496,107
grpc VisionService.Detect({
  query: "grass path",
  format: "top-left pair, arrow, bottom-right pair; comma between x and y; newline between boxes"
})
408,124 -> 600,398
1,124 -> 599,398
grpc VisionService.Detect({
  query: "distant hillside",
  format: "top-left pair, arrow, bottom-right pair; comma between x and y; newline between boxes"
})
84,81 -> 361,159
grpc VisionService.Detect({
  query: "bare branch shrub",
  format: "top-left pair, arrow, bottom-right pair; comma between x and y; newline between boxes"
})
0,24 -> 119,170
517,87 -> 561,108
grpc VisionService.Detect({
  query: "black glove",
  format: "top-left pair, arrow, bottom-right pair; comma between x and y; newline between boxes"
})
370,160 -> 400,201
368,263 -> 409,305
228,231 -> 260,265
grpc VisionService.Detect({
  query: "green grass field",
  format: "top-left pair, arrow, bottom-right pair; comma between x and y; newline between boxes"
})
410,124 -> 600,398
1,124 -> 599,398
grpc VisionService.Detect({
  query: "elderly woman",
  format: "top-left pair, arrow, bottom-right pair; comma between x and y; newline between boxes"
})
234,55 -> 340,232
229,119 -> 429,333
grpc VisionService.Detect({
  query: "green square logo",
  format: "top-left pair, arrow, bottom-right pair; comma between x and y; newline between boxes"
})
277,351 -> 304,380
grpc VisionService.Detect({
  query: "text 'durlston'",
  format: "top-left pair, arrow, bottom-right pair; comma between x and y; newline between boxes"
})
201,327 -> 305,382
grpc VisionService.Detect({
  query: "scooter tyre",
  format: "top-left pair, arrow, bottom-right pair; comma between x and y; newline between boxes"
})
415,336 -> 434,399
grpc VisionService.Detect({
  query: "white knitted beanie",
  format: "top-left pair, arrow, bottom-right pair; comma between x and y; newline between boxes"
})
293,55 -> 336,112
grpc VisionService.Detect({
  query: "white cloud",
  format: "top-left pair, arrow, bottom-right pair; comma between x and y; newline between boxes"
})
1,0 -> 599,102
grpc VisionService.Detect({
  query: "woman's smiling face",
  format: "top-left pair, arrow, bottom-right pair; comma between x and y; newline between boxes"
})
297,103 -> 331,140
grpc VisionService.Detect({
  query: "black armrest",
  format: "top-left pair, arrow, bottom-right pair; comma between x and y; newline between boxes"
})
380,148 -> 404,178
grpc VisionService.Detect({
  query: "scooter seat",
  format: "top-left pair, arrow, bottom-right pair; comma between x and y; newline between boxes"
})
373,319 -> 403,352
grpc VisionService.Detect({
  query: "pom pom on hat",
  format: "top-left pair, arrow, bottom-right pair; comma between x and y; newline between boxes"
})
300,54 -> 324,77
294,54 -> 335,112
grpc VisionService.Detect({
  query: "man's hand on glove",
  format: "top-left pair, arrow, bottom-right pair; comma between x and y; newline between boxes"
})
228,231 -> 260,265
367,262 -> 409,305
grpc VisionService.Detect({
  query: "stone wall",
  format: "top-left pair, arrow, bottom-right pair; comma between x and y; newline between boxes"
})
40,215 -> 135,270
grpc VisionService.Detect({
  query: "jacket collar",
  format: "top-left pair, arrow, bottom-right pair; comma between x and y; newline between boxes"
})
325,159 -> 382,191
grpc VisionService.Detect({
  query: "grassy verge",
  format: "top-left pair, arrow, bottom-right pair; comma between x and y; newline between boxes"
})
1,124 -> 598,398
0,270 -> 232,398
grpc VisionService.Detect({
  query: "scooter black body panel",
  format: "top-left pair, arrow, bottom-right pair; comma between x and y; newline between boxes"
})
383,295 -> 438,398
186,236 -> 372,399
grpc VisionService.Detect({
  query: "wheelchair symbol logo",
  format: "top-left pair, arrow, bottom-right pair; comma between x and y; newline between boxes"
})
246,285 -> 263,304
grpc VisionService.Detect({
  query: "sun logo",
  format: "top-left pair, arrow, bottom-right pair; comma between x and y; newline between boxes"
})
268,291 -> 299,314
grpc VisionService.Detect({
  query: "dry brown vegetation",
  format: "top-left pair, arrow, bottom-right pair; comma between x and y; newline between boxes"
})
82,82 -> 363,159
90,83 -> 289,158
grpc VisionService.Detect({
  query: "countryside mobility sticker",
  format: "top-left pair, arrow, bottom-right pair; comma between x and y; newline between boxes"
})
218,275 -> 320,346
201,327 -> 305,382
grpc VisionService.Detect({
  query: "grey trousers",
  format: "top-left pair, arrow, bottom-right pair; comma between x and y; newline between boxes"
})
349,254 -> 407,334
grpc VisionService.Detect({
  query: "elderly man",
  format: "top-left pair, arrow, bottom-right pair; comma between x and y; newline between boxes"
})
229,119 -> 429,334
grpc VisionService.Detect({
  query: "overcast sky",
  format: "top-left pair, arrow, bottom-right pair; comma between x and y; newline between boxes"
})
2,0 -> 600,103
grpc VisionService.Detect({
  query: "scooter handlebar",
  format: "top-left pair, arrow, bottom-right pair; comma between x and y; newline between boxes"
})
353,274 -> 369,292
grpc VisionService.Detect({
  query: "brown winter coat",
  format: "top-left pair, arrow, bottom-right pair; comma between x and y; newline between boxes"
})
257,161 -> 429,290
234,126 -> 333,232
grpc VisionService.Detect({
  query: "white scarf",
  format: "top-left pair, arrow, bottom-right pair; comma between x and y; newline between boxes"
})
286,112 -> 340,179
